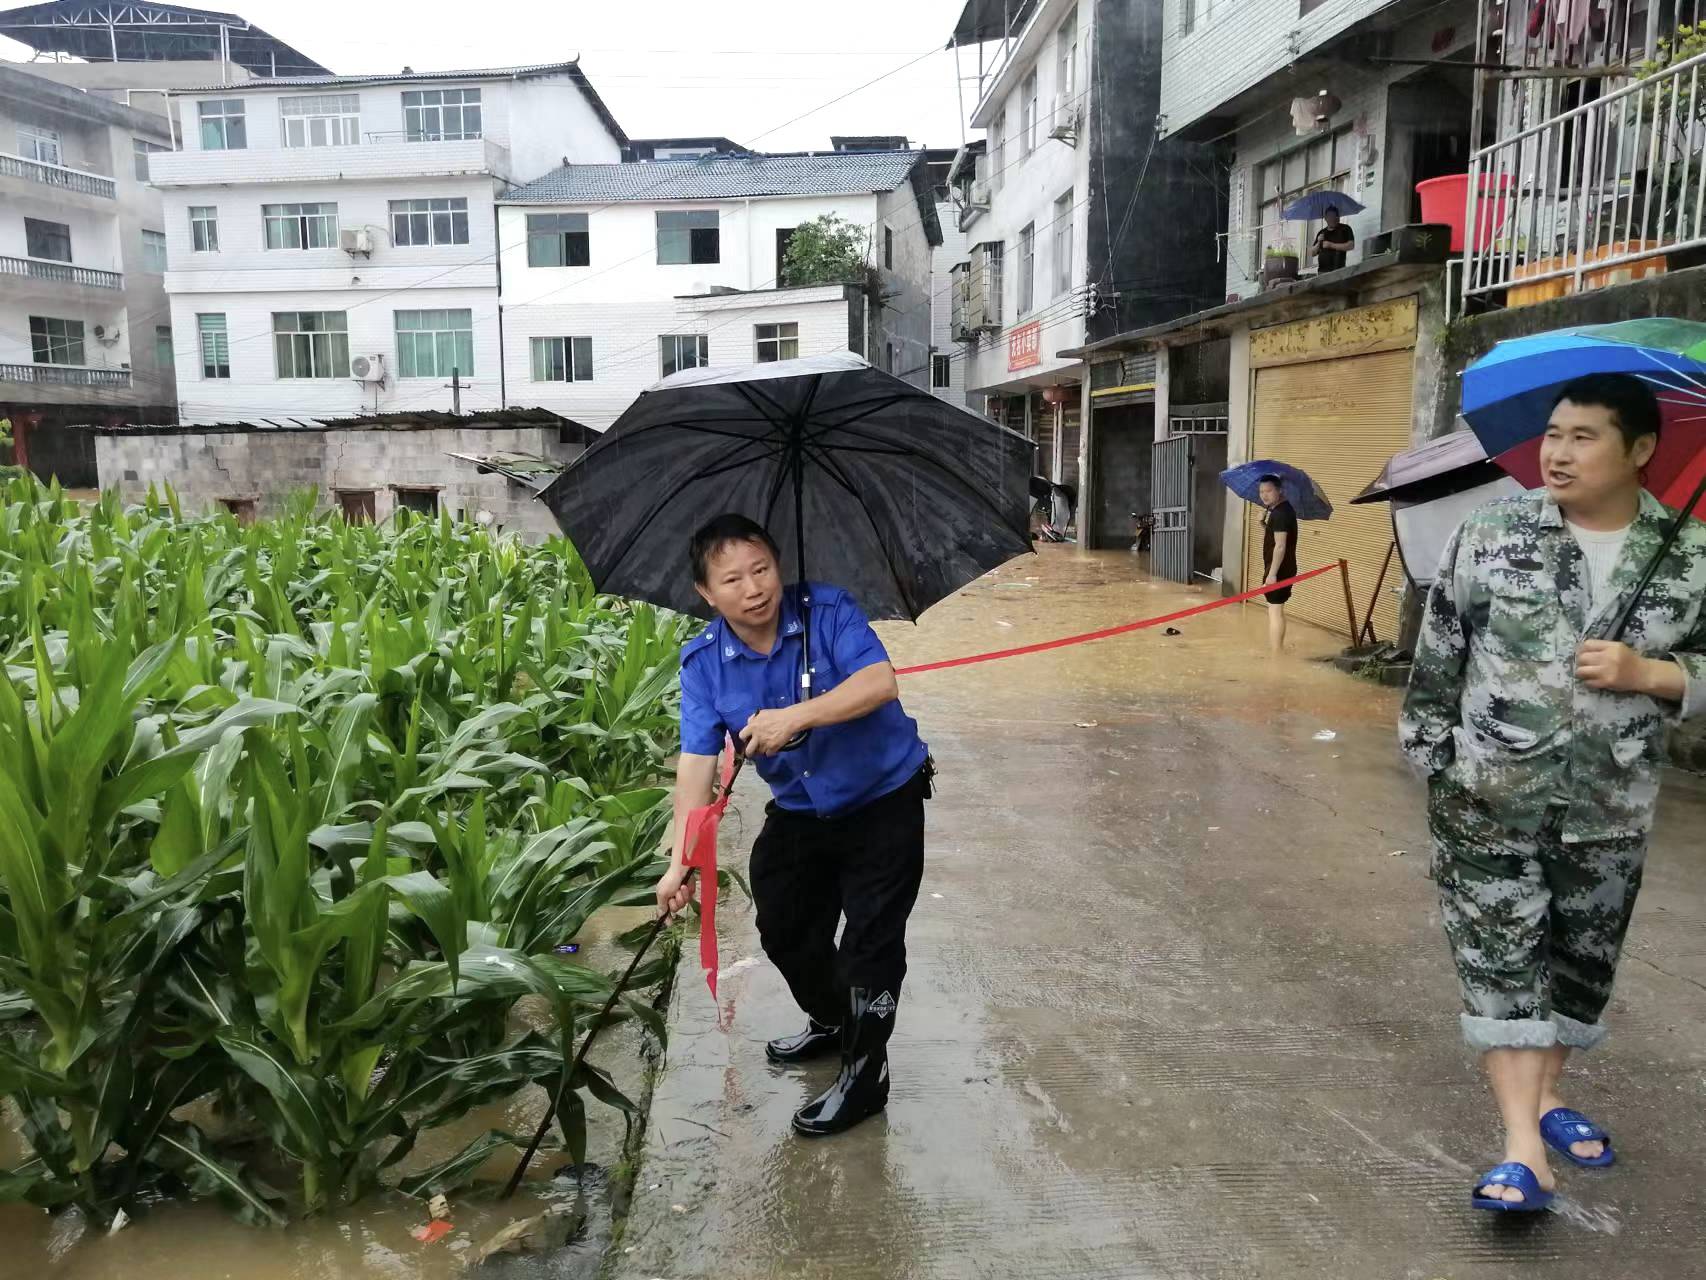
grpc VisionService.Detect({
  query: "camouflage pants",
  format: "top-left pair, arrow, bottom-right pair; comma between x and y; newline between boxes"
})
1428,776 -> 1647,1052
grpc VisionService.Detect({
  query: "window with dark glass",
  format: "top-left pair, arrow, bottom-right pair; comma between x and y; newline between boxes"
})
526,213 -> 590,266
25,218 -> 72,263
659,333 -> 709,377
657,210 -> 719,264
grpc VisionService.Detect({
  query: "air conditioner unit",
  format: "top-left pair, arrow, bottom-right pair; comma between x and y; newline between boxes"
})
349,353 -> 386,384
1048,96 -> 1082,143
969,180 -> 990,206
340,227 -> 374,255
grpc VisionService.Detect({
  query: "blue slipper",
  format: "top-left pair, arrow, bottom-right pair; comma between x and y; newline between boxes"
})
1541,1107 -> 1615,1168
1471,1162 -> 1555,1212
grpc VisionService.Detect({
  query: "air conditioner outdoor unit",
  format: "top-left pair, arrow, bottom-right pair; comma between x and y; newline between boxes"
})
969,180 -> 990,206
1048,96 -> 1082,143
340,227 -> 374,255
350,353 -> 386,384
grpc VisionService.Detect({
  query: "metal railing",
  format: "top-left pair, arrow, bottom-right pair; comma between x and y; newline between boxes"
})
0,256 -> 123,290
0,363 -> 131,388
1462,46 -> 1706,302
0,151 -> 117,199
361,130 -> 485,144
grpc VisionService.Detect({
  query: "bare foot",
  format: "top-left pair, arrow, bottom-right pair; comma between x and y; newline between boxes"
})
1540,1095 -> 1607,1161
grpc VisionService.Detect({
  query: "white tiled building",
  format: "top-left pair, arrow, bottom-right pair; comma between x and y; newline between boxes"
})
495,150 -> 942,428
150,62 -> 626,425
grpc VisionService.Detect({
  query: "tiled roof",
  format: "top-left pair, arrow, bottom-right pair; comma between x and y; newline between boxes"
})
502,150 -> 926,204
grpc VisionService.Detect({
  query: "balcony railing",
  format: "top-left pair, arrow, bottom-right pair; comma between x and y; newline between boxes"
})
1462,47 -> 1706,304
0,363 -> 131,388
0,151 -> 117,199
0,256 -> 123,290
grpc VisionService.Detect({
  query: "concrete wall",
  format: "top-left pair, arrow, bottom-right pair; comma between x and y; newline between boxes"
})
95,424 -> 579,539
930,196 -> 971,405
12,60 -> 254,123
872,182 -> 935,387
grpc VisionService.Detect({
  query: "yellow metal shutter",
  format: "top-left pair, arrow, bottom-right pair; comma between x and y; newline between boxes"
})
1243,348 -> 1412,639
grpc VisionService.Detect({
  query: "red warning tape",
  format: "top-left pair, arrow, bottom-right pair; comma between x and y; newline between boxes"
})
893,563 -> 1341,676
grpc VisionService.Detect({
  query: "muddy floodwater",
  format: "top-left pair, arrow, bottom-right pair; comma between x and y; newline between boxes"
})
0,907 -> 660,1280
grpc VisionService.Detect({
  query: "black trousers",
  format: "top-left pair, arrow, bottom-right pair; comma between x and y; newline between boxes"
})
748,766 -> 929,1031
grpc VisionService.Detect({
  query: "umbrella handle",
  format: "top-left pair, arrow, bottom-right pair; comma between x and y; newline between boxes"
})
1611,471 -> 1706,641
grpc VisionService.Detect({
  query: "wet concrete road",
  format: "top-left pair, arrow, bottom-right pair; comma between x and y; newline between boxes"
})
616,548 -> 1706,1280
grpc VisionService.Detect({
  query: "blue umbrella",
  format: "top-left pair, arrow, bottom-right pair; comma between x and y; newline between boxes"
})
1220,460 -> 1334,520
1282,190 -> 1364,220
1459,317 -> 1706,456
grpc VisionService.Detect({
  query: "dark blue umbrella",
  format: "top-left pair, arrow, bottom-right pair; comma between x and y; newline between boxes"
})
1220,459 -> 1334,520
1282,190 -> 1363,220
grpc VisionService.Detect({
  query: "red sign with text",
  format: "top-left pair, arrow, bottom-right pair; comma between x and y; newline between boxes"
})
1008,320 -> 1042,372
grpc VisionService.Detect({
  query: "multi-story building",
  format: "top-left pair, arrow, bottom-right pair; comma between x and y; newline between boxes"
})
944,0 -> 1226,546
150,62 -> 626,425
923,145 -> 971,407
495,149 -> 942,428
1,62 -> 178,478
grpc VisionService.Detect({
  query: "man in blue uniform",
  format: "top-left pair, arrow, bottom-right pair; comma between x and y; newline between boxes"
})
655,513 -> 932,1137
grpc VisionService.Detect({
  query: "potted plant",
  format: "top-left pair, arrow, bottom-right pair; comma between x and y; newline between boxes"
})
1262,246 -> 1300,286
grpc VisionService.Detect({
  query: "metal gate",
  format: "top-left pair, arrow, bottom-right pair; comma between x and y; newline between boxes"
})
1151,435 -> 1193,583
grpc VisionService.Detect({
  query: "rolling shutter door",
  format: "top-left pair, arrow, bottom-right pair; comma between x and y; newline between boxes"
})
1059,404 -> 1081,491
1243,348 -> 1411,639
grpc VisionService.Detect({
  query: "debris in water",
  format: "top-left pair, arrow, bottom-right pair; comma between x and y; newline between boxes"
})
1075,720 -> 1099,729
930,892 -> 944,899
428,1193 -> 452,1221
671,1203 -> 688,1213
1163,627 -> 1182,636
1389,849 -> 1408,857
996,620 -> 1014,628
1312,730 -> 1338,742
412,1220 -> 454,1245
554,943 -> 580,955
1207,826 -> 1220,832
475,1204 -> 584,1262
107,1209 -> 129,1236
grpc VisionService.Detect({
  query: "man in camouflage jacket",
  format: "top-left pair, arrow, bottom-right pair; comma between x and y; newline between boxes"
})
1400,373 -> 1706,1207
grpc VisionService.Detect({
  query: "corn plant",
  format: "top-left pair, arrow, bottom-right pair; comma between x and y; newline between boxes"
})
0,474 -> 692,1224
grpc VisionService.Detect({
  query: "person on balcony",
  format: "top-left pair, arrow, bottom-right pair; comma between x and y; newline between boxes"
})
1311,206 -> 1355,272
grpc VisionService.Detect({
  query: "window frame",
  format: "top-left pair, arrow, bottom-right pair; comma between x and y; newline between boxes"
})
754,321 -> 800,363
262,202 -> 339,251
1021,71 -> 1039,156
658,333 -> 709,377
526,212 -> 590,267
1057,11 -> 1079,102
656,210 -> 720,265
389,196 -> 471,247
29,315 -> 85,366
402,88 -> 483,142
530,336 -> 594,382
154,325 -> 174,372
272,310 -> 350,380
1180,0 -> 1197,35
24,217 -> 72,263
190,205 -> 220,253
883,226 -> 894,270
931,353 -> 952,388
1252,126 -> 1353,272
1052,191 -> 1075,298
141,228 -> 168,273
132,138 -> 167,182
989,114 -> 1006,192
338,490 -> 377,523
197,313 -> 230,379
1017,222 -> 1036,315
197,98 -> 247,151
393,308 -> 475,379
279,93 -> 361,149
18,124 -> 62,166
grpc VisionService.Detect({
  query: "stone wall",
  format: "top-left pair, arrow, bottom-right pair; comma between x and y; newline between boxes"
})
95,425 -> 581,541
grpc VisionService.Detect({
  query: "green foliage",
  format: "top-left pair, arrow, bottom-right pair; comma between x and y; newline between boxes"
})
0,474 -> 692,1223
780,214 -> 875,291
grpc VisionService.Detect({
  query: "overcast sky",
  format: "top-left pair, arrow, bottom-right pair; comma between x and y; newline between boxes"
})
2,0 -> 976,151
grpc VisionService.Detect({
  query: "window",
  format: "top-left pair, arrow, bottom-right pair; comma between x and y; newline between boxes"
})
755,322 -> 799,363
883,226 -> 894,270
197,314 -> 230,379
1053,191 -> 1074,297
1057,12 -> 1079,103
989,114 -> 1006,192
29,316 -> 85,365
18,125 -> 61,166
657,210 -> 719,265
190,206 -> 219,253
263,203 -> 338,250
1017,222 -> 1036,315
133,138 -> 167,181
394,309 -> 474,378
885,342 -> 897,373
198,99 -> 247,151
1021,71 -> 1039,155
338,490 -> 376,523
1180,0 -> 1197,35
394,487 -> 439,516
932,354 -> 952,388
531,336 -> 594,381
142,229 -> 168,272
280,94 -> 360,148
273,310 -> 349,379
24,218 -> 72,263
391,197 -> 470,247
981,240 -> 1006,324
1253,127 -> 1353,270
659,334 -> 709,377
526,212 -> 590,267
220,498 -> 257,525
155,325 -> 174,371
403,88 -> 482,141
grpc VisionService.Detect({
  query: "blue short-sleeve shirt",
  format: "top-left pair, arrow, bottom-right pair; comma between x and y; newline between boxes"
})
679,583 -> 928,819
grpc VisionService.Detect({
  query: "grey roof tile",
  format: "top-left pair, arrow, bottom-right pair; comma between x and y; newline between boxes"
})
502,150 -> 924,204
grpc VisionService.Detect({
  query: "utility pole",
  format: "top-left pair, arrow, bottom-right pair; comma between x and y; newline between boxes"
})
446,368 -> 462,416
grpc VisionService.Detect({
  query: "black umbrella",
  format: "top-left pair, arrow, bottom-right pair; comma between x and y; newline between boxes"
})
1348,428 -> 1508,506
540,353 -> 1035,624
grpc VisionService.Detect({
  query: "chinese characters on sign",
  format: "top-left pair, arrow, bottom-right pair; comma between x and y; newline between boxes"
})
1008,320 -> 1042,372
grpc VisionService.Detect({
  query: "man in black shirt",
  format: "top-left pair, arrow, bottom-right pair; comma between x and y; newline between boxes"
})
1312,206 -> 1355,272
1259,474 -> 1299,654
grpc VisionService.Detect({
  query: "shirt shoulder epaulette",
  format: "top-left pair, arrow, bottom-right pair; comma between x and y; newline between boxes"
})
800,582 -> 848,611
680,626 -> 718,669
